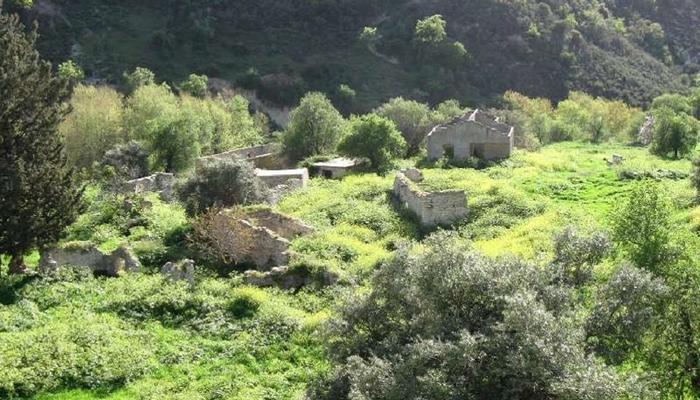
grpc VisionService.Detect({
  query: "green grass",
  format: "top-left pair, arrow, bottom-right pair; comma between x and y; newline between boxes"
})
3,141 -> 699,399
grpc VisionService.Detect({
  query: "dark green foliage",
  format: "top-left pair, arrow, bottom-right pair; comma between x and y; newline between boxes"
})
282,92 -> 346,160
374,97 -> 433,155
310,232 -> 650,400
0,9 -> 83,273
177,157 -> 265,216
101,141 -> 150,181
151,118 -> 200,173
337,114 -> 406,172
586,264 -> 668,365
549,226 -> 610,286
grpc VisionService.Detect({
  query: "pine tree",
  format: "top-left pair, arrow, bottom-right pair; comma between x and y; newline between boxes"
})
0,8 -> 83,274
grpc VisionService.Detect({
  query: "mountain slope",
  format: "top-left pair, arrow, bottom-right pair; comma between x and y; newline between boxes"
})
6,0 -> 697,109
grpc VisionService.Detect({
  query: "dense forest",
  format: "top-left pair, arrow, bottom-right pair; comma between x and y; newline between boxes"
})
3,0 -> 700,108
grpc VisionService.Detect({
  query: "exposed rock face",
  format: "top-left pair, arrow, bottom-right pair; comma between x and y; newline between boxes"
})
243,266 -> 339,290
637,115 -> 655,146
161,259 -> 195,286
393,169 -> 468,228
428,110 -> 514,162
39,244 -> 141,276
123,172 -> 175,201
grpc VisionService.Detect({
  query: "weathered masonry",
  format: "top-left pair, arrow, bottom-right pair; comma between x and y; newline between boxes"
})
427,109 -> 514,161
393,169 -> 468,227
196,143 -> 287,169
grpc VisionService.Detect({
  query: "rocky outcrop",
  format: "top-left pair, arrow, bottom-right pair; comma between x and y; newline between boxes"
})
39,244 -> 141,276
637,115 -> 655,146
161,259 -> 195,286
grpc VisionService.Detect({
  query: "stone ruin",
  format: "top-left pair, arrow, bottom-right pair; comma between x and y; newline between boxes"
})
123,172 -> 175,201
637,115 -> 655,146
39,244 -> 141,277
209,208 -> 314,270
428,109 -> 514,162
605,154 -> 625,166
161,259 -> 195,286
393,168 -> 468,228
256,168 -> 309,204
196,143 -> 289,170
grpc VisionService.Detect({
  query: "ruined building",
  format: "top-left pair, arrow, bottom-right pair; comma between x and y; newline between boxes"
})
427,109 -> 514,161
393,169 -> 468,227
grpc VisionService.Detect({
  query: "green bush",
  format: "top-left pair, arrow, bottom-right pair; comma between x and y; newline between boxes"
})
337,114 -> 406,172
282,92 -> 346,160
177,157 -> 266,216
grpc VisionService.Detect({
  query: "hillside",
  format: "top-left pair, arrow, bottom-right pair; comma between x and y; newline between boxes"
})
5,0 -> 698,109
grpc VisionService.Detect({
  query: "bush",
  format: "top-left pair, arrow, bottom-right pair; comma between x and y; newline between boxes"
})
123,67 -> 156,93
282,92 -> 346,160
337,114 -> 406,172
177,157 -> 265,216
101,140 -> 150,181
180,73 -> 209,98
650,107 -> 699,159
310,233 -> 650,399
375,97 -> 433,155
60,84 -> 125,170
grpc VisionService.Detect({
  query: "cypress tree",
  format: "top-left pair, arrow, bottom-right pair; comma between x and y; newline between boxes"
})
0,6 -> 83,274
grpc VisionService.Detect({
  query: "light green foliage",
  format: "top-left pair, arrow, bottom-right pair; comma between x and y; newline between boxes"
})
692,157 -> 700,202
180,73 -> 208,98
375,97 -> 433,154
414,14 -> 447,45
610,183 -> 676,273
650,107 -> 699,158
61,85 -> 125,169
282,92 -> 346,160
651,93 -> 694,115
122,83 -> 179,142
122,67 -> 155,93
359,26 -> 378,44
504,91 -> 643,145
57,60 -> 84,83
338,114 -> 406,172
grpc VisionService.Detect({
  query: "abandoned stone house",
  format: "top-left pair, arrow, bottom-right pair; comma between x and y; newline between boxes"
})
311,158 -> 363,179
427,109 -> 514,161
393,169 -> 468,227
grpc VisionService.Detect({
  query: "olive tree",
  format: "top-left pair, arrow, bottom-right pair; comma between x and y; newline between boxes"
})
282,92 -> 345,160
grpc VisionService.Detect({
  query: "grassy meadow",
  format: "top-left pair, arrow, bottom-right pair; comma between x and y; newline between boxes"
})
1,141 -> 698,399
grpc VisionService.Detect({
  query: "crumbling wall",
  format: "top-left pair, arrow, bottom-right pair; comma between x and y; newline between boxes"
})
393,169 -> 468,227
39,244 -> 141,276
197,144 -> 290,169
239,208 -> 314,240
123,172 -> 175,201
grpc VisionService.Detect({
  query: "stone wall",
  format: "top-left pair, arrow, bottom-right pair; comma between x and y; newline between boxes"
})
39,244 -> 141,276
123,172 -> 175,201
196,144 -> 290,169
239,208 -> 314,240
393,169 -> 468,227
256,168 -> 309,189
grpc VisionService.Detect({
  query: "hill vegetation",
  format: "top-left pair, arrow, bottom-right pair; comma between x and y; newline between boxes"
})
3,0 -> 700,109
5,2 -> 700,400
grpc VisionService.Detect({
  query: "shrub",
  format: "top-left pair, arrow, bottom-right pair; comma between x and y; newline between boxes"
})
101,140 -> 150,181
650,107 -> 699,159
310,233 -> 650,399
60,84 -> 125,170
180,73 -> 209,98
123,67 -> 156,93
337,114 -> 406,172
150,117 -> 201,172
177,157 -> 265,216
375,97 -> 433,155
282,92 -> 346,160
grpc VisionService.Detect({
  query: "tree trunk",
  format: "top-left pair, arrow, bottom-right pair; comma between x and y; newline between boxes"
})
8,254 -> 28,275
